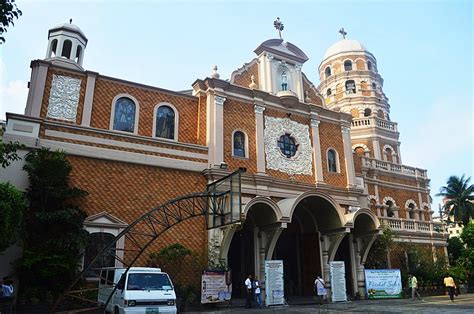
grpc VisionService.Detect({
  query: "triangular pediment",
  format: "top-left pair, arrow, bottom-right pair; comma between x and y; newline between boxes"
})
84,211 -> 128,227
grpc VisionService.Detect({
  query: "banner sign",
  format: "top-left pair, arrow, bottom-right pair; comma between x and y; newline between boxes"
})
201,270 -> 232,304
330,261 -> 347,302
265,260 -> 285,306
365,269 -> 402,299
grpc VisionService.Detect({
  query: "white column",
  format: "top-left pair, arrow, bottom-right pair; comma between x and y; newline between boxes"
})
81,71 -> 98,126
57,39 -> 65,58
397,142 -> 402,164
71,42 -> 78,61
372,139 -> 381,159
254,104 -> 266,173
214,95 -> 226,165
78,45 -> 85,66
310,117 -> 324,183
25,61 -> 49,118
342,126 -> 356,186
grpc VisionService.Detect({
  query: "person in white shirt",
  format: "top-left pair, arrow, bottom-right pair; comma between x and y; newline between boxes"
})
314,275 -> 326,305
244,274 -> 253,308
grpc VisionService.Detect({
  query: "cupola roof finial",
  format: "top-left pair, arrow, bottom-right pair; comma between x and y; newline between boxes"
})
69,18 -> 72,24
339,27 -> 347,39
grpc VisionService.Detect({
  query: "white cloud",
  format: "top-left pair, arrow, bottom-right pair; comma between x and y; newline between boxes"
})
0,59 -> 29,120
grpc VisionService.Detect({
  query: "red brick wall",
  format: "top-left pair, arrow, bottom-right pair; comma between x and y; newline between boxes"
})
224,99 -> 257,173
68,156 -> 208,287
90,77 -> 199,144
319,121 -> 347,187
232,60 -> 259,89
377,186 -> 419,219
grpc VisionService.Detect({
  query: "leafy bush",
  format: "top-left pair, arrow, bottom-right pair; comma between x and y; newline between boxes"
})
0,182 -> 26,251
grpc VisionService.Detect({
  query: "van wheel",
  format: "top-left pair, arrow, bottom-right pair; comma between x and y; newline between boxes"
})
114,306 -> 120,314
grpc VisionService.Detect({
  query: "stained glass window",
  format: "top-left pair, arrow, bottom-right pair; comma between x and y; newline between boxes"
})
328,149 -> 337,172
278,133 -> 298,158
233,131 -> 246,157
113,97 -> 136,132
155,106 -> 175,139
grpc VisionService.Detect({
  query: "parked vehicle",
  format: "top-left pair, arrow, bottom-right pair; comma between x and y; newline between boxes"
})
98,267 -> 177,314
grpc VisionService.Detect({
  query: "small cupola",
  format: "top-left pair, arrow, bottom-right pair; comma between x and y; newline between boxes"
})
45,19 -> 88,69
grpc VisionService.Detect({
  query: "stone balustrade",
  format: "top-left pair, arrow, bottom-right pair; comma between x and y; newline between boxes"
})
351,117 -> 398,132
362,157 -> 427,178
379,217 -> 444,234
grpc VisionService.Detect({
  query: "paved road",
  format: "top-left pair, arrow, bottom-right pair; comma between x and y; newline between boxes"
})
186,293 -> 474,313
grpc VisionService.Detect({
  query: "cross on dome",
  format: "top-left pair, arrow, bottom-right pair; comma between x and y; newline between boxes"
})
339,27 -> 347,39
273,17 -> 284,39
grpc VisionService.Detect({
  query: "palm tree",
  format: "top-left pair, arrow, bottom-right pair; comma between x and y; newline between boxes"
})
437,175 -> 474,225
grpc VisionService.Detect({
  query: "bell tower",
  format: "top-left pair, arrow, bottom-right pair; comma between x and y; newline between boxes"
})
317,32 -> 401,163
45,19 -> 88,69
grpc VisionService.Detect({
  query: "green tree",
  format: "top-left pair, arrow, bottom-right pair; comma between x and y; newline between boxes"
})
0,0 -> 22,43
447,236 -> 465,266
17,148 -> 89,299
365,225 -> 395,269
0,141 -> 24,168
0,182 -> 26,251
437,175 -> 474,225
149,243 -> 192,285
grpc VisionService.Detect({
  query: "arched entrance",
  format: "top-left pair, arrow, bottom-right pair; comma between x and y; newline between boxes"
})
274,193 -> 345,297
227,199 -> 280,297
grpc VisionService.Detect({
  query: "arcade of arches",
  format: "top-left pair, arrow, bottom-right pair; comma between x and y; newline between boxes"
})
216,192 -> 380,298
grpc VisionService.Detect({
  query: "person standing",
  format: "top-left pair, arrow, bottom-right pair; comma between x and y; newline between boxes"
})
244,274 -> 253,309
0,278 -> 14,314
408,274 -> 423,301
253,276 -> 262,308
314,275 -> 326,305
443,274 -> 456,302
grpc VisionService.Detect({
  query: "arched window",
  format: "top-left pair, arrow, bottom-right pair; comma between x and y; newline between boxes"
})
83,232 -> 116,276
113,97 -> 136,133
386,200 -> 395,217
233,131 -> 246,157
325,66 -> 331,78
344,60 -> 353,71
278,133 -> 298,158
278,67 -> 290,91
327,149 -> 337,172
327,88 -> 332,96
367,61 -> 372,71
155,105 -> 176,139
345,80 -> 356,94
408,203 -> 415,219
372,82 -> 377,90
364,108 -> 372,117
61,39 -> 72,58
51,39 -> 58,57
75,45 -> 82,63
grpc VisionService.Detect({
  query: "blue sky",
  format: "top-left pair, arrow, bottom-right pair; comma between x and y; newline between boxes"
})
1,0 -> 472,210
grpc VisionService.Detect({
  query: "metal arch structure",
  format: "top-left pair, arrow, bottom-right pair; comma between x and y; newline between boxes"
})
51,168 -> 244,313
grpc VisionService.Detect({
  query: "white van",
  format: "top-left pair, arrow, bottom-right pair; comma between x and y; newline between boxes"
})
98,267 -> 177,314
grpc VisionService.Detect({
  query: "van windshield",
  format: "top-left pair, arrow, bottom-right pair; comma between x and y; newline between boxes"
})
126,273 -> 173,291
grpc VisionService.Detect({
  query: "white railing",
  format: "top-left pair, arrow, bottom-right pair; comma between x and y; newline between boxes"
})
362,157 -> 427,178
379,218 -> 445,234
351,117 -> 398,132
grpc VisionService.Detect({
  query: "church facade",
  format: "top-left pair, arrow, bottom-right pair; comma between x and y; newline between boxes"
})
2,22 -> 447,297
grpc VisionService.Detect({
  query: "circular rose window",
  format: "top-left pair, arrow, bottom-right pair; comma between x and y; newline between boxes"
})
278,133 -> 298,158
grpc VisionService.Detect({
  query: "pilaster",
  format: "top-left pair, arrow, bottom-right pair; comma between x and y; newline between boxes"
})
25,60 -> 50,118
254,104 -> 266,173
81,71 -> 98,126
310,116 -> 324,183
342,125 -> 356,186
372,139 -> 381,159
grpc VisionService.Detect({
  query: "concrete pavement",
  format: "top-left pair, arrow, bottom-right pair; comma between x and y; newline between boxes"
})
186,293 -> 474,313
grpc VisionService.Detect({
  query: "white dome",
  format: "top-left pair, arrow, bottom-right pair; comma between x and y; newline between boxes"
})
49,22 -> 87,41
323,39 -> 368,60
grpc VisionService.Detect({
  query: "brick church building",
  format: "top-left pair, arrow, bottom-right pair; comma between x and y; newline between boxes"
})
2,21 -> 447,297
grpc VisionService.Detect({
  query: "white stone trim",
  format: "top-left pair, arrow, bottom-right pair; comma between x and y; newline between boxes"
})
382,144 -> 396,154
405,199 -> 418,209
44,129 -> 208,160
110,93 -> 140,135
152,102 -> 179,141
382,196 -> 397,206
231,129 -> 249,158
41,139 -> 207,172
420,202 -> 430,210
367,195 -> 378,203
326,147 -> 340,173
81,73 -> 97,127
352,143 -> 370,152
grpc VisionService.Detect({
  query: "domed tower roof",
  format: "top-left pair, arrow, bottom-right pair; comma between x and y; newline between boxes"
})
323,39 -> 369,60
48,22 -> 88,43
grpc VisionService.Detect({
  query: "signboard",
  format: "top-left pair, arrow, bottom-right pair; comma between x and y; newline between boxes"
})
330,261 -> 347,302
365,269 -> 402,299
265,260 -> 285,306
201,270 -> 232,304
